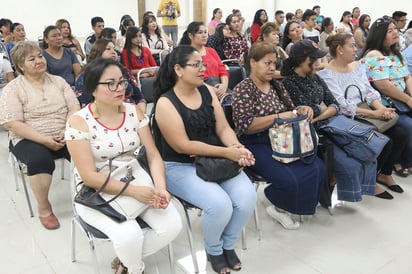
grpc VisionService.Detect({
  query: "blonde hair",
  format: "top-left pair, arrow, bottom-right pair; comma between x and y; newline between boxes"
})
11,41 -> 41,75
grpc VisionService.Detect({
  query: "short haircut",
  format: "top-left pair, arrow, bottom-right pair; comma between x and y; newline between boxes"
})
392,11 -> 407,20
91,16 -> 104,27
11,41 -> 41,75
275,10 -> 284,16
302,9 -> 317,21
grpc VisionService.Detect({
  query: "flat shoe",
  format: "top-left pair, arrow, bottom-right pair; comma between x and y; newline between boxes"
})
375,190 -> 394,200
39,213 -> 60,230
377,180 -> 404,193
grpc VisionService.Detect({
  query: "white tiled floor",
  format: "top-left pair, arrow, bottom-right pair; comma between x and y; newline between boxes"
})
1,128 -> 412,274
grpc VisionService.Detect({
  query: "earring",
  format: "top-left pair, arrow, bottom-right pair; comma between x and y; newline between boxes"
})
340,52 -> 343,55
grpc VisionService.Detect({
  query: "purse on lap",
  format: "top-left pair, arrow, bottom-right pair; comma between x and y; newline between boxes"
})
74,146 -> 153,223
269,114 -> 318,164
344,84 -> 399,132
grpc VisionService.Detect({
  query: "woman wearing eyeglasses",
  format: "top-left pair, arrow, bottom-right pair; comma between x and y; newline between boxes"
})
361,16 -> 412,175
154,45 -> 256,274
232,42 -> 325,230
66,58 -> 181,274
179,21 -> 229,100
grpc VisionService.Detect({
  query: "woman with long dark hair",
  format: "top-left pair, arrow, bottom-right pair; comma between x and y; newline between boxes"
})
121,26 -> 157,77
250,9 -> 268,43
141,15 -> 170,65
153,45 -> 256,274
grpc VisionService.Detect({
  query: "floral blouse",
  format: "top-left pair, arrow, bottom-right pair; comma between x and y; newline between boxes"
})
361,55 -> 409,93
232,78 -> 294,135
282,72 -> 339,118
318,62 -> 381,117
222,34 -> 248,60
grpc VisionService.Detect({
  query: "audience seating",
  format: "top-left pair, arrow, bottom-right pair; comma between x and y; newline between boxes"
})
9,152 -> 66,217
137,66 -> 160,104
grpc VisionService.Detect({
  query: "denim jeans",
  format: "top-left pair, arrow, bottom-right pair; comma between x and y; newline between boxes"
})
164,161 -> 257,255
396,113 -> 412,167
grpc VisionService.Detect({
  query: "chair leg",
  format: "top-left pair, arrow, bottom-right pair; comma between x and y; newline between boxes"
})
19,165 -> 34,217
10,154 -> 19,191
86,232 -> 100,274
253,181 -> 263,241
71,217 -> 76,262
241,227 -> 247,250
183,207 -> 199,273
168,243 -> 175,274
60,159 -> 65,180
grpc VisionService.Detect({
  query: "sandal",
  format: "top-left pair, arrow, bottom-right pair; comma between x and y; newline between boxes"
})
207,253 -> 231,274
223,249 -> 241,271
115,262 -> 128,274
393,167 -> 409,177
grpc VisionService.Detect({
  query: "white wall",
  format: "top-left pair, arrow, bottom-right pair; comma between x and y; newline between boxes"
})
1,0 -> 411,43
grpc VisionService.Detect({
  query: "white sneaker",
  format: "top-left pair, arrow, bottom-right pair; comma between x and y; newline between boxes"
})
266,206 -> 300,230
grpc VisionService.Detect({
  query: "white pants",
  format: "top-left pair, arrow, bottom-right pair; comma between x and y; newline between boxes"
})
75,202 -> 182,274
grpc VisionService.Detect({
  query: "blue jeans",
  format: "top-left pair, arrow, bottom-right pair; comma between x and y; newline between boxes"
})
164,161 -> 257,255
396,113 -> 412,167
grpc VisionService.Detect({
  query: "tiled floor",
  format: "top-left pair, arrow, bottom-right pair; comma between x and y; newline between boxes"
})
1,128 -> 412,274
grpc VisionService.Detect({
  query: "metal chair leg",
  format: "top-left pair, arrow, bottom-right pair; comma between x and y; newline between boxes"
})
19,164 -> 34,217
183,207 -> 199,273
71,217 -> 76,262
241,227 -> 247,250
87,232 -> 100,274
10,154 -> 19,191
168,243 -> 175,274
60,159 -> 65,180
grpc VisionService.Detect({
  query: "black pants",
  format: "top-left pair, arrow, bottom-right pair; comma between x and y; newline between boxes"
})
378,125 -> 407,175
9,139 -> 70,176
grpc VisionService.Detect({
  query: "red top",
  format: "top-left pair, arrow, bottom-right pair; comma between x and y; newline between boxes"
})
251,23 -> 261,43
202,47 -> 229,79
121,47 -> 157,72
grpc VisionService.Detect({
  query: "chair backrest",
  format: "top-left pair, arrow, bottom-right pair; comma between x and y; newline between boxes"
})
227,66 -> 247,90
137,66 -> 159,104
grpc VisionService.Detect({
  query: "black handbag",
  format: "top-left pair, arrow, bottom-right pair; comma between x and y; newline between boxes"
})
194,156 -> 243,183
74,147 -> 149,223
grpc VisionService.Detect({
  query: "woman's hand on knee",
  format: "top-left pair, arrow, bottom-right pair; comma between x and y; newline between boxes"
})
42,136 -> 65,151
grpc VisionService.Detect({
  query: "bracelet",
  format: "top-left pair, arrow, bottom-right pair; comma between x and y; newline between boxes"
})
276,113 -> 280,119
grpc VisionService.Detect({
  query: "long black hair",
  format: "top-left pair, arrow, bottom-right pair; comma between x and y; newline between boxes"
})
141,15 -> 162,40
124,26 -> 143,68
153,45 -> 198,104
282,21 -> 300,50
252,9 -> 267,26
360,16 -> 403,63
179,21 -> 203,46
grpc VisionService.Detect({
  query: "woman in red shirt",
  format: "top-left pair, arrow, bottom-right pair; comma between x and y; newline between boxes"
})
121,26 -> 157,77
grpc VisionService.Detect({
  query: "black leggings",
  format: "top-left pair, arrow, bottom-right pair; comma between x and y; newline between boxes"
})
378,125 -> 407,175
9,140 -> 70,176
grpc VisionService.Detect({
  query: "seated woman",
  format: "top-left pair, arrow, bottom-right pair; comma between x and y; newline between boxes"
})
257,22 -> 289,79
141,14 -> 170,66
281,21 -> 303,54
121,26 -> 157,78
154,45 -> 256,274
282,39 -> 400,201
232,42 -> 325,229
206,23 -> 228,61
55,18 -> 85,63
360,17 -> 412,175
66,58 -> 181,274
0,53 -> 15,95
116,17 -> 135,52
179,21 -> 229,100
0,41 -> 80,229
222,14 -> 249,61
42,25 -> 81,87
74,39 -> 146,112
5,22 -> 26,68
208,8 -> 224,35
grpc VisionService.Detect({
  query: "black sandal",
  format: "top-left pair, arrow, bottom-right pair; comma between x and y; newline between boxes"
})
207,253 -> 231,274
393,167 -> 409,177
223,249 -> 242,271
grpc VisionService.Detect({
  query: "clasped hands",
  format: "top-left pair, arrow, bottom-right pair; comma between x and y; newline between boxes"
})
227,144 -> 255,167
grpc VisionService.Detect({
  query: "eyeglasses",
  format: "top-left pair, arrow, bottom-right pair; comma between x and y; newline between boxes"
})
375,15 -> 391,27
97,79 -> 128,92
186,61 -> 207,69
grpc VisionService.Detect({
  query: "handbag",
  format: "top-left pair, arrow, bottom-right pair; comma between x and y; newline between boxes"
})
344,84 -> 399,132
269,114 -> 318,164
74,146 -> 153,223
194,156 -> 243,183
319,115 -> 389,163
387,97 -> 411,113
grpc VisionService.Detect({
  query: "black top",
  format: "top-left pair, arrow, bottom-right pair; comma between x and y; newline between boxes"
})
158,85 -> 222,163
